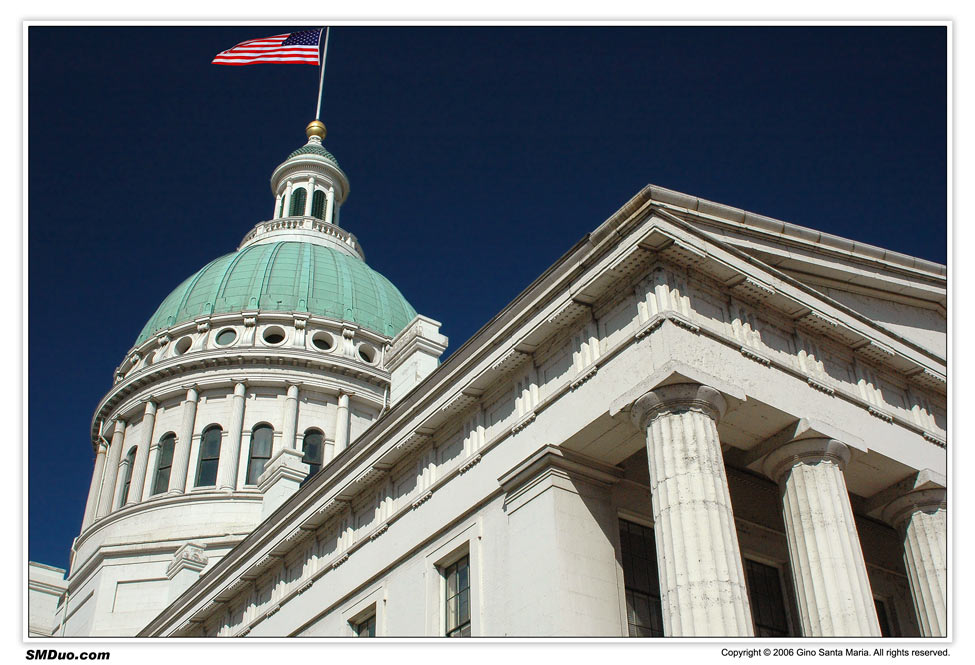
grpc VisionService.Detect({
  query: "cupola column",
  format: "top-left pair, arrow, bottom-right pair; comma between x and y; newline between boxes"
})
884,488 -> 947,637
334,391 -> 351,453
631,383 -> 753,636
169,386 -> 199,495
82,438 -> 109,529
96,419 -> 127,518
218,381 -> 247,492
280,382 -> 300,454
325,186 -> 335,225
126,399 -> 157,505
304,177 -> 315,216
764,438 -> 881,636
283,182 -> 294,218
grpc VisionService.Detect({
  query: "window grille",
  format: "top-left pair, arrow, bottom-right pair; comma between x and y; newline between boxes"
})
444,555 -> 471,637
289,188 -> 307,216
619,519 -> 664,637
246,424 -> 274,485
151,433 -> 176,495
311,190 -> 326,219
301,429 -> 324,483
195,426 -> 222,487
744,559 -> 793,637
119,447 -> 136,506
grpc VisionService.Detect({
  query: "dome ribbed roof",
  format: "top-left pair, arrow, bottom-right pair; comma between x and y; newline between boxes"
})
287,143 -> 339,166
135,241 -> 415,345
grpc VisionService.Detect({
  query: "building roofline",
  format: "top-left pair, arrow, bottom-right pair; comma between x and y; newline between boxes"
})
599,184 -> 945,282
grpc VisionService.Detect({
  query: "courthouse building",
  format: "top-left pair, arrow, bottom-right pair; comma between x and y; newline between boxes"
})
28,120 -> 947,638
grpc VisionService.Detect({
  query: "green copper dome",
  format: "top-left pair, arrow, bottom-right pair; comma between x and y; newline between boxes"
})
135,241 -> 416,345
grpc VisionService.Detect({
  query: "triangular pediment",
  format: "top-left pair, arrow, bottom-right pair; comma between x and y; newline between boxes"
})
615,185 -> 946,357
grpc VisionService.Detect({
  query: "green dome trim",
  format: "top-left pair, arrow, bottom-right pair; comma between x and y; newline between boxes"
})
287,143 -> 339,167
135,242 -> 417,345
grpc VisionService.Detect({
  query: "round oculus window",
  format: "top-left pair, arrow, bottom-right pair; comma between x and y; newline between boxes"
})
312,332 -> 333,351
357,344 -> 376,364
215,328 -> 237,346
262,326 -> 286,345
174,336 -> 193,355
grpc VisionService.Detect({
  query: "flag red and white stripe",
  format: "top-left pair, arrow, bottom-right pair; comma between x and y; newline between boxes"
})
212,30 -> 321,66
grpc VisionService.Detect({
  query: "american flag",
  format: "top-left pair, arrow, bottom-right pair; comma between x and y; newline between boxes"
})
212,30 -> 321,66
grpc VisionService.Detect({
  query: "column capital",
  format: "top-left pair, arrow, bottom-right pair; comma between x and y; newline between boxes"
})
95,439 -> 109,455
882,487 -> 947,528
232,381 -> 247,396
111,418 -> 127,435
764,437 -> 851,484
631,382 -> 726,429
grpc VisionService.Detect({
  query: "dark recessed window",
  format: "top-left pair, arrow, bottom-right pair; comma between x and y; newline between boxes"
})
277,196 -> 285,218
246,424 -> 274,485
619,519 -> 664,637
745,559 -> 793,637
174,336 -> 192,355
311,190 -> 326,220
263,327 -> 285,345
215,328 -> 237,346
358,345 -> 375,363
353,614 -> 376,637
195,425 -> 222,487
312,333 -> 332,351
289,188 -> 307,216
444,555 -> 471,637
151,433 -> 176,495
119,447 -> 137,506
301,430 -> 324,483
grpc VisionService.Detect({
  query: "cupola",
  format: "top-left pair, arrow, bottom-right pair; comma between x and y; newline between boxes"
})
268,121 -> 350,228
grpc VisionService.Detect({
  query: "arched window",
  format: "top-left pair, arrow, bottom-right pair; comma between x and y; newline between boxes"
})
195,425 -> 222,487
246,424 -> 274,485
151,433 -> 176,495
119,447 -> 137,507
311,190 -> 326,220
302,429 -> 324,481
289,188 -> 307,216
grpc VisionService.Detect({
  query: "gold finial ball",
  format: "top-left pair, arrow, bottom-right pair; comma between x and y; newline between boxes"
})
306,120 -> 327,140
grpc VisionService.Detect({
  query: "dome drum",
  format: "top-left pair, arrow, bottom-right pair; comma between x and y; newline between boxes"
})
96,314 -> 395,443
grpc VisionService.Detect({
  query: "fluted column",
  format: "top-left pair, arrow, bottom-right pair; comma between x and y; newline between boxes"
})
765,438 -> 880,636
218,381 -> 247,492
325,186 -> 335,225
283,182 -> 293,217
884,489 -> 947,637
126,399 -> 157,504
631,383 -> 753,636
334,391 -> 350,454
280,383 -> 300,455
96,419 -> 126,518
304,177 -> 315,216
169,386 -> 199,494
82,439 -> 109,528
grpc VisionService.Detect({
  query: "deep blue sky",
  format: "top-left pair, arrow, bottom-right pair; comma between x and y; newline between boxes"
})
27,26 -> 947,571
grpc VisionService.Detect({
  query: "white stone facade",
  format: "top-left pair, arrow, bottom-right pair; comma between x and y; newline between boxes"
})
30,133 -> 946,638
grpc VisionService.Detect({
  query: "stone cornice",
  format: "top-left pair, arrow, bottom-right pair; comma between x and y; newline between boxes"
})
635,184 -> 945,284
91,353 -> 389,448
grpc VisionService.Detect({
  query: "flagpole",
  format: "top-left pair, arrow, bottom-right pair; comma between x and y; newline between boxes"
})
315,27 -> 330,121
